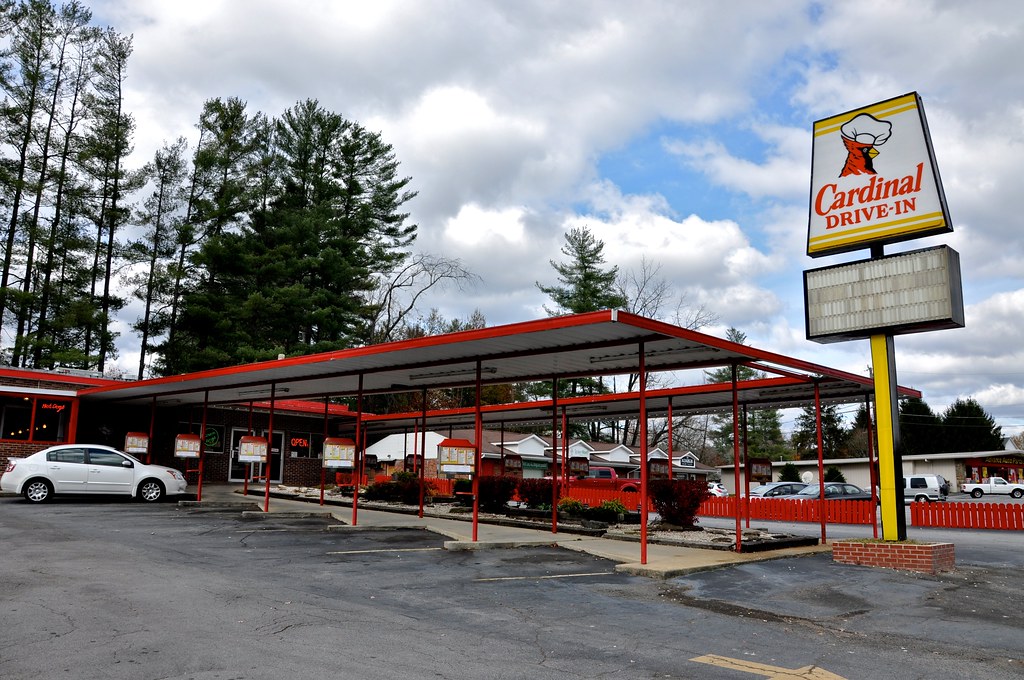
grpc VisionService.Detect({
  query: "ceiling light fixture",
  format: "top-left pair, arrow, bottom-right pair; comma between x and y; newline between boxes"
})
408,366 -> 497,381
588,346 -> 717,364
237,387 -> 291,398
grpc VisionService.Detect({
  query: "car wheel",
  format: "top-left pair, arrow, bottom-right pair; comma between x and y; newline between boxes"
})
23,479 -> 53,503
1012,489 -> 1023,499
971,489 -> 983,499
915,494 -> 929,503
138,479 -> 165,502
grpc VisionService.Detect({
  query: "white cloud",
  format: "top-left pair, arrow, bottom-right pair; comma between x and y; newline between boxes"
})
663,123 -> 810,201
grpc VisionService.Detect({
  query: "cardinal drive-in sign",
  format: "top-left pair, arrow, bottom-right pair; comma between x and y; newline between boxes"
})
803,92 -> 962,343
807,92 -> 951,257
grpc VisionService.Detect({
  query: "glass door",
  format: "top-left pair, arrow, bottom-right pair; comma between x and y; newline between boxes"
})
228,428 -> 285,483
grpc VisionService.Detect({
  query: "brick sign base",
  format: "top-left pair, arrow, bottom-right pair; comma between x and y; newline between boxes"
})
832,540 -> 955,574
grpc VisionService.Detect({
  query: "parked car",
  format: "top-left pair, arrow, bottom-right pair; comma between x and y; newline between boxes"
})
707,482 -> 728,497
747,482 -> 808,498
781,483 -> 873,501
1,444 -> 188,503
903,474 -> 949,503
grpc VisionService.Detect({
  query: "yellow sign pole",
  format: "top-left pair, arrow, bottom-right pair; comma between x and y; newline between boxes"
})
871,334 -> 906,540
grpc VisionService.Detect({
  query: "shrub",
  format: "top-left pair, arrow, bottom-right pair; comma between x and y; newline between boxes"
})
648,479 -> 709,527
599,499 -> 628,515
362,481 -> 391,502
824,465 -> 847,483
778,462 -> 801,482
362,473 -> 434,505
557,497 -> 586,516
517,478 -> 554,508
477,475 -> 518,511
581,498 -> 629,523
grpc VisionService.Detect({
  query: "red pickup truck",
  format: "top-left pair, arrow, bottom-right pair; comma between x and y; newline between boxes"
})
572,466 -> 639,493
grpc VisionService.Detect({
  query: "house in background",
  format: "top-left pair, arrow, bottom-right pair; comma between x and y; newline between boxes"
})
365,427 -> 715,481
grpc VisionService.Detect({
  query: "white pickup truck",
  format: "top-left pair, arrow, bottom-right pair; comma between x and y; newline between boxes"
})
960,477 -> 1024,499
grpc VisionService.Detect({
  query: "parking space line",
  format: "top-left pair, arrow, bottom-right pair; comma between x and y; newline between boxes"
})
691,654 -> 845,679
475,571 -> 615,582
327,547 -> 444,555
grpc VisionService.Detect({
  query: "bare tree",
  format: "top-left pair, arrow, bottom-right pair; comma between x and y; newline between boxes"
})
609,256 -> 720,447
367,253 -> 478,343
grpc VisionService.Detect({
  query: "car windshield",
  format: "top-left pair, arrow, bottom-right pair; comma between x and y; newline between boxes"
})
119,450 -> 144,465
795,485 -> 820,496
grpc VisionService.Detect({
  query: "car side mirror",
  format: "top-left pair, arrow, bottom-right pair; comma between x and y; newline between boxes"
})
122,460 -> 134,468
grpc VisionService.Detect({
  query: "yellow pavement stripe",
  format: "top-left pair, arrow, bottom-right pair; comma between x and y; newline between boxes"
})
327,547 -> 443,555
691,654 -> 846,679
475,571 -> 615,582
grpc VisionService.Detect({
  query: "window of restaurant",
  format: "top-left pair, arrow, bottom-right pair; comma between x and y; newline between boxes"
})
0,395 -> 71,442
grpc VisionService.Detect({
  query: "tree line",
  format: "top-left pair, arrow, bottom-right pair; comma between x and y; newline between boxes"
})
1,0 -> 472,379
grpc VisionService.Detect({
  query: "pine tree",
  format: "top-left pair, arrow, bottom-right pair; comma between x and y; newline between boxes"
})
791,403 -> 848,460
126,137 -> 187,378
29,7 -> 97,368
940,398 -> 1003,452
0,0 -> 56,363
161,99 -> 418,373
537,226 -> 626,315
78,27 -> 138,372
896,397 -> 944,456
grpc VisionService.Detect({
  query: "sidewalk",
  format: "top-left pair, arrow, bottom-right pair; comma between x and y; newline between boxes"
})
187,484 -> 830,578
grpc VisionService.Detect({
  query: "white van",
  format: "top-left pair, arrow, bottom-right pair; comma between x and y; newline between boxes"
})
903,474 -> 949,503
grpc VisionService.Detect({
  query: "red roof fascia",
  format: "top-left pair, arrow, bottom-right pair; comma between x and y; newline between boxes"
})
0,367 -> 121,389
78,310 -> 619,397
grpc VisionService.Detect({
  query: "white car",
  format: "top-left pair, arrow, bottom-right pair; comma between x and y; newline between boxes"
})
707,482 -> 728,497
1,444 -> 187,503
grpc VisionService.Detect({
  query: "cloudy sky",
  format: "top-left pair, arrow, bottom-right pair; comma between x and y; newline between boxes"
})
90,0 -> 1023,436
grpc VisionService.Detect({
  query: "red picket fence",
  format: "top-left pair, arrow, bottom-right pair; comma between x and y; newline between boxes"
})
366,474 -> 457,495
699,497 -> 875,525
911,501 -> 1024,530
554,489 -> 875,525
559,486 -> 644,511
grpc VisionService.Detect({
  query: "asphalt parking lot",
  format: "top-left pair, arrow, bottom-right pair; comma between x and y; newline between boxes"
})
1,495 -> 1022,679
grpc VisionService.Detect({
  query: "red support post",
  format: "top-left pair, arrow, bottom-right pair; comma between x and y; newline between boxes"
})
639,342 -> 649,565
561,407 -> 568,493
418,388 -> 427,518
550,377 -> 559,534
320,397 -> 330,505
731,364 -> 742,552
197,391 -> 208,502
667,398 -> 674,480
264,385 -> 275,513
815,382 -> 826,544
352,374 -> 363,526
472,361 -> 483,542
865,394 -> 878,538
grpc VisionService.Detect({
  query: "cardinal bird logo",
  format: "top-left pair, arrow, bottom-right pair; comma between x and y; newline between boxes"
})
839,113 -> 892,177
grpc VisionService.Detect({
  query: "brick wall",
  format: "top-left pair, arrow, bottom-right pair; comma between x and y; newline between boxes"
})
832,540 -> 955,574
